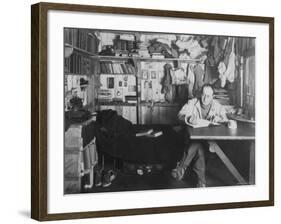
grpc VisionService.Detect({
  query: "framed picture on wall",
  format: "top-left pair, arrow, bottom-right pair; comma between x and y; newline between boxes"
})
31,2 -> 274,221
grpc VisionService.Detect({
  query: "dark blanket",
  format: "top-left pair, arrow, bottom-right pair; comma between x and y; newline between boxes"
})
94,111 -> 185,164
94,110 -> 136,158
130,125 -> 185,164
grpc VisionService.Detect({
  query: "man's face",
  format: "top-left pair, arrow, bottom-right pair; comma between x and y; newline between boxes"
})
201,86 -> 213,106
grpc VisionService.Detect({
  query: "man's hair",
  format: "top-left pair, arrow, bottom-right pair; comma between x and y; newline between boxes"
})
201,83 -> 214,94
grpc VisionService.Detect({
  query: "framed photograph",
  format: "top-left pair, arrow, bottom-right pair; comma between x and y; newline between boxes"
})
31,2 -> 274,221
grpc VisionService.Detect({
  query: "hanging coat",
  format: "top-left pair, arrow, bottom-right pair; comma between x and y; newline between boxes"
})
161,64 -> 176,103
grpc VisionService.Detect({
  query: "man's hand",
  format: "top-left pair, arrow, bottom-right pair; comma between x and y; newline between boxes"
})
189,114 -> 199,125
211,115 -> 221,123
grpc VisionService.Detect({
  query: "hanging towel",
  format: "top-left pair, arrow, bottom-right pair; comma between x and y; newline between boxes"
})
186,64 -> 195,98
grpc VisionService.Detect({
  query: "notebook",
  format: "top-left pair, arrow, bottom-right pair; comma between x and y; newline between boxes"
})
186,119 -> 220,128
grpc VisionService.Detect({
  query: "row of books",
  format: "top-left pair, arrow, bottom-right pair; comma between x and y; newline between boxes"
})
64,28 -> 99,54
65,53 -> 91,75
100,61 -> 136,74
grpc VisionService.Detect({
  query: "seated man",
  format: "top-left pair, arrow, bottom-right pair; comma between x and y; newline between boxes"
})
171,84 -> 228,187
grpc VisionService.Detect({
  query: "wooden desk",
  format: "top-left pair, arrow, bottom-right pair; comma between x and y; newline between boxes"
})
187,123 -> 255,185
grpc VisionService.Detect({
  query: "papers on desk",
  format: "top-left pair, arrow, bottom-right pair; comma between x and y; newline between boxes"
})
186,119 -> 220,128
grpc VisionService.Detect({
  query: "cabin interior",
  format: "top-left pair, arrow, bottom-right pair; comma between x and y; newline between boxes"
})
64,28 -> 255,194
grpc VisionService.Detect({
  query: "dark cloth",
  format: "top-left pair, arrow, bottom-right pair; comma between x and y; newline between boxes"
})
65,110 -> 92,131
204,36 -> 228,85
131,125 -> 185,164
148,40 -> 178,58
94,112 -> 185,164
94,110 -> 135,158
193,64 -> 205,97
203,64 -> 219,84
161,64 -> 176,103
70,96 -> 83,109
175,84 -> 189,104
96,109 -> 134,139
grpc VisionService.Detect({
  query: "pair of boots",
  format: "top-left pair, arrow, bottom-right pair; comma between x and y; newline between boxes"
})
171,142 -> 207,188
171,163 -> 206,188
95,168 -> 116,188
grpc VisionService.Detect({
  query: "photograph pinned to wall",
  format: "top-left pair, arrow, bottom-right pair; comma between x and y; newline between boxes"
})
142,70 -> 149,79
31,2 -> 274,221
151,70 -> 157,79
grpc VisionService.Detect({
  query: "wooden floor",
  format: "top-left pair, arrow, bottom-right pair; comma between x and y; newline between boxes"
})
81,148 -> 251,194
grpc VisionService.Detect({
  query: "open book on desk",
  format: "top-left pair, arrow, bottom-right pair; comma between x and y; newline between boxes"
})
186,119 -> 220,128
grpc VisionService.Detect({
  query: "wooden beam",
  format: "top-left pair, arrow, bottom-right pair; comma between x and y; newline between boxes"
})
209,141 -> 247,184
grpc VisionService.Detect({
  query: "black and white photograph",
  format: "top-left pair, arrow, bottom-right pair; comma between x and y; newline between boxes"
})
64,28 -> 256,194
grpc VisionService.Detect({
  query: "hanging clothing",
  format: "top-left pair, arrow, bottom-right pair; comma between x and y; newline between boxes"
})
223,37 -> 234,67
186,64 -> 195,99
203,64 -> 219,84
204,36 -> 228,84
175,85 -> 189,104
193,64 -> 205,97
218,38 -> 236,88
161,64 -> 176,103
172,67 -> 187,85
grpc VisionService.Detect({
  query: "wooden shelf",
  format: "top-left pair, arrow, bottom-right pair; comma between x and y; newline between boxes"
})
92,55 -> 133,61
100,73 -> 136,76
64,73 -> 92,76
140,102 -> 180,107
97,101 -> 137,106
137,57 -> 201,63
65,43 -> 97,56
91,55 -> 202,63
